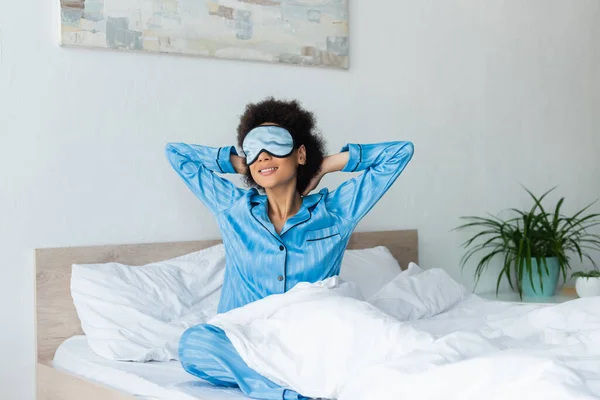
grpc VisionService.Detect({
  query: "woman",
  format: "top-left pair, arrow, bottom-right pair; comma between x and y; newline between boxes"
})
165,98 -> 414,400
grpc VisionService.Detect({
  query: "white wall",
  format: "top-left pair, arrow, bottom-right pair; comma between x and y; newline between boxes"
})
1,1 -> 599,398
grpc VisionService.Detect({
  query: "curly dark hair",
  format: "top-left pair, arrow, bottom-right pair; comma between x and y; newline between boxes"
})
236,97 -> 327,194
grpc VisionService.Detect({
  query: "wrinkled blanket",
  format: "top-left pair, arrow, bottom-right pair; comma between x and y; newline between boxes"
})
209,268 -> 600,400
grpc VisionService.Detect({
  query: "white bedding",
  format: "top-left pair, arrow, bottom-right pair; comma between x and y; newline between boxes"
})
54,268 -> 600,400
209,273 -> 600,400
54,296 -> 508,400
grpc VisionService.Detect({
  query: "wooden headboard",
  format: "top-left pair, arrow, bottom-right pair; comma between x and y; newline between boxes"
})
35,229 -> 418,365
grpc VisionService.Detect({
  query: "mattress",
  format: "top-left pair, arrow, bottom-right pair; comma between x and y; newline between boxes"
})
53,335 -> 249,400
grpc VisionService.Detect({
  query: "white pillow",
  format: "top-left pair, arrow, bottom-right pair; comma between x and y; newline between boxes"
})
339,246 -> 402,299
70,244 -> 226,362
368,262 -> 467,321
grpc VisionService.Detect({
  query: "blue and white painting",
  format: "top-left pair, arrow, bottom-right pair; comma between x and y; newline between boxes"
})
60,0 -> 349,69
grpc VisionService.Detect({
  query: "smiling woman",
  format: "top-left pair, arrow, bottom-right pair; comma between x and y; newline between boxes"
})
242,125 -> 308,201
235,98 -> 327,196
164,96 -> 415,399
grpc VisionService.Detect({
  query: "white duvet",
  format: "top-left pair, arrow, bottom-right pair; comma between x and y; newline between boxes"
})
209,266 -> 600,400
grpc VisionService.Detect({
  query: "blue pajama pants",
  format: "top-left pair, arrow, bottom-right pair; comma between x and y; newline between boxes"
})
178,324 -> 308,400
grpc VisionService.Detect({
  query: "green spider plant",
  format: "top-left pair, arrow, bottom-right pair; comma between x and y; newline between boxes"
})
454,187 -> 600,297
571,270 -> 600,279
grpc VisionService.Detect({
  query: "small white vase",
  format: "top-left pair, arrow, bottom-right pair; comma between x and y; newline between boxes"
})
575,277 -> 600,298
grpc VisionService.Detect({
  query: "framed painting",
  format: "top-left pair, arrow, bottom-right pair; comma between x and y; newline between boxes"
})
60,0 -> 349,69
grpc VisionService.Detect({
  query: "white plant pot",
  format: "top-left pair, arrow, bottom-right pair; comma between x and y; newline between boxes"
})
575,277 -> 600,298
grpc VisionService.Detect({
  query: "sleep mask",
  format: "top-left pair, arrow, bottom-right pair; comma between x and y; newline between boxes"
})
242,125 -> 295,165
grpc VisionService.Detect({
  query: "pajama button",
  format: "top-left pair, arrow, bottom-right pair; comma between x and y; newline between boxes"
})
277,275 -> 284,281
279,245 -> 284,251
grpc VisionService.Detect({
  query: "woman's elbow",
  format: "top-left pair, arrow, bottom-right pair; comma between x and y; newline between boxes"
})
390,141 -> 414,161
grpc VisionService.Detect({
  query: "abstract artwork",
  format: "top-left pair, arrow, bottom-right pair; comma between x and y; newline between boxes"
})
60,0 -> 349,69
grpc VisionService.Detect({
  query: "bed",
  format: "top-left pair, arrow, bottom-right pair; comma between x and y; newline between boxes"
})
35,229 -> 419,400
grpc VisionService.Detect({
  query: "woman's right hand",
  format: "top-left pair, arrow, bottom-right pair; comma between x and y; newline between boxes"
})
231,154 -> 248,174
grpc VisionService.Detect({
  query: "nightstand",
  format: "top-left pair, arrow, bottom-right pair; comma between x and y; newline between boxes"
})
478,286 -> 578,305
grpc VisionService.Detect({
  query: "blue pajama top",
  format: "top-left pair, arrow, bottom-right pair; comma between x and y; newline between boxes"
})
165,141 -> 414,314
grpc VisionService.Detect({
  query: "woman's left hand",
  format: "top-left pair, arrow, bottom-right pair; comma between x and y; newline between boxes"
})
301,153 -> 349,196
302,172 -> 324,196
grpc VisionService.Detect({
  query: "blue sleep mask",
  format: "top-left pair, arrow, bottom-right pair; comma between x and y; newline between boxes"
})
242,126 -> 295,165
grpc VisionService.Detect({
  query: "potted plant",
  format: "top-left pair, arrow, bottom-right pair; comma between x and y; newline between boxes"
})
455,187 -> 600,298
572,270 -> 600,298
